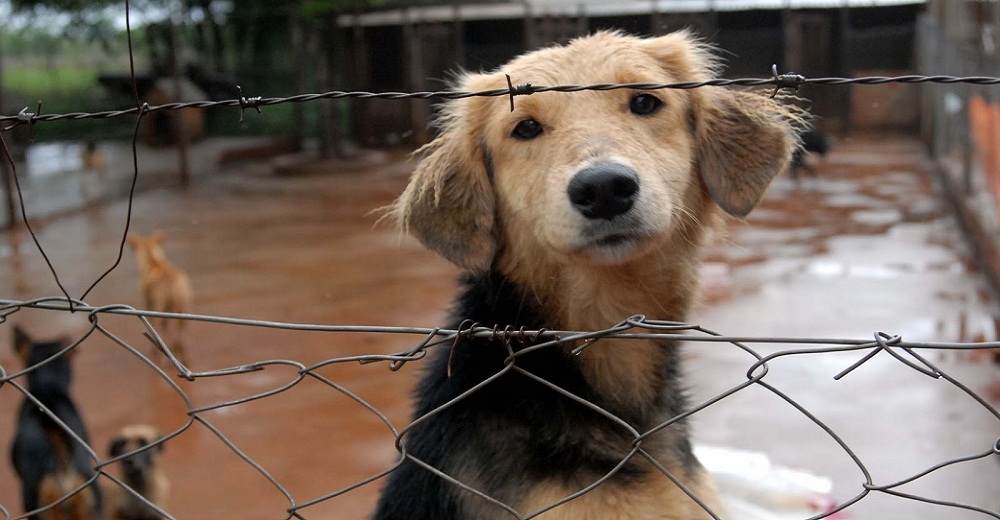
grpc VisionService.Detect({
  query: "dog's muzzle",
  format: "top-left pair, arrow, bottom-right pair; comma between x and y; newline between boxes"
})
567,163 -> 639,220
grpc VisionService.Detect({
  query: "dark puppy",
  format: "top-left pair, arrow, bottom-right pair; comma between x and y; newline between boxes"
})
9,326 -> 103,520
105,425 -> 170,520
374,31 -> 801,520
790,128 -> 830,179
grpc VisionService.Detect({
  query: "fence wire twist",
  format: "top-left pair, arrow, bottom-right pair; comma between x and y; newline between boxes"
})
1,297 -> 999,520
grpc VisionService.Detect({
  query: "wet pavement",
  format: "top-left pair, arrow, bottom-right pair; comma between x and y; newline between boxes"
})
0,134 -> 998,519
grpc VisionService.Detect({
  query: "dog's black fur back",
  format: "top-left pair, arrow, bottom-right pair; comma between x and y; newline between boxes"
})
371,271 -> 697,519
9,327 -> 102,519
790,128 -> 831,178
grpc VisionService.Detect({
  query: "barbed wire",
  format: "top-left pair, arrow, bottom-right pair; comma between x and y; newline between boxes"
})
3,73 -> 1000,129
1,298 -> 998,519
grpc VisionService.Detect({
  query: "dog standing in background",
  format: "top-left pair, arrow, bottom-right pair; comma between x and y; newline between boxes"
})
80,140 -> 107,179
374,30 -> 802,520
9,326 -> 103,520
104,425 -> 170,520
789,127 -> 830,179
126,231 -> 193,365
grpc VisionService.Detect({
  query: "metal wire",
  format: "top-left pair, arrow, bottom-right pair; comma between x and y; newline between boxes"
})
3,74 -> 1000,128
1,299 -> 998,519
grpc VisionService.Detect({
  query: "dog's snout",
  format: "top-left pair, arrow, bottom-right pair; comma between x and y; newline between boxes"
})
567,164 -> 640,220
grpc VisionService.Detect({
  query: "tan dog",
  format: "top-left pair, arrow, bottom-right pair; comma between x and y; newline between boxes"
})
126,231 -> 192,365
374,31 -> 803,519
80,140 -> 107,178
104,425 -> 170,520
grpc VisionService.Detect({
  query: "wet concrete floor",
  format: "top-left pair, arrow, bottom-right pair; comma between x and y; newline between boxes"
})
0,134 -> 998,519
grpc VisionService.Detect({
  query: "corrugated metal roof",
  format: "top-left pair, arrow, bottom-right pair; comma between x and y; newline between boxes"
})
338,0 -> 926,27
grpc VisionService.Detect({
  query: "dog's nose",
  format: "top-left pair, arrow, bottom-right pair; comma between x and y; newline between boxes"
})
567,163 -> 640,220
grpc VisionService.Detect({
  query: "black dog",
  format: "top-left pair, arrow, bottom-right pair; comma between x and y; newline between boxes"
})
9,326 -> 103,520
790,128 -> 831,179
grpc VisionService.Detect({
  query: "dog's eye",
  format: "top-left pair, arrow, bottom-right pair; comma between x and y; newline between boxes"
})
629,94 -> 663,116
511,119 -> 543,140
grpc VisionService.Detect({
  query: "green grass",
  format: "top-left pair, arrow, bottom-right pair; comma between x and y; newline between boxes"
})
3,65 -> 312,141
4,66 -> 99,100
2,65 -> 131,141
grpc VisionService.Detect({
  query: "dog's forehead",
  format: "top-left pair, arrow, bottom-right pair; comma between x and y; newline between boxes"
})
120,424 -> 159,441
500,34 -> 667,86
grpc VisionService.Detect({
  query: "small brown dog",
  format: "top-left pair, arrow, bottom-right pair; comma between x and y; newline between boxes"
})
126,231 -> 192,365
80,140 -> 107,178
104,425 -> 170,520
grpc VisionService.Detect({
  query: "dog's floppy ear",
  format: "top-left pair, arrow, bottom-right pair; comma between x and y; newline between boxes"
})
109,437 -> 128,457
693,88 -> 802,217
392,126 -> 496,271
643,30 -> 801,217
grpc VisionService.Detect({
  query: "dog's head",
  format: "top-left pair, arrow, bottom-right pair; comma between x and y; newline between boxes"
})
127,231 -> 168,270
393,31 -> 802,272
109,424 -> 164,474
14,325 -> 74,401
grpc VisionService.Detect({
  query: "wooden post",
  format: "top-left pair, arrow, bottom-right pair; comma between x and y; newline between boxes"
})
318,14 -> 340,159
453,2 -> 466,68
839,7 -> 853,135
168,18 -> 191,188
651,0 -> 662,35
0,28 -> 17,229
523,1 -> 536,51
404,10 -> 430,143
290,9 -> 306,149
351,14 -> 373,144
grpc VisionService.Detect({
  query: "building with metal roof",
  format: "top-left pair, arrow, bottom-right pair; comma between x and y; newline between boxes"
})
331,0 -> 927,144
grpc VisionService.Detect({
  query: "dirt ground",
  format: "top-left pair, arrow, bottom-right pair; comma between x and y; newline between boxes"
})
0,135 -> 998,520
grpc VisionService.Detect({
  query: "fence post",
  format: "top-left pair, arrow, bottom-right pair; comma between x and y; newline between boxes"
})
838,7 -> 853,135
351,14 -> 373,145
523,1 -> 536,51
318,14 -> 339,159
0,25 -> 17,230
168,18 -> 191,188
452,1 -> 466,68
403,10 -> 429,144
290,8 -> 306,150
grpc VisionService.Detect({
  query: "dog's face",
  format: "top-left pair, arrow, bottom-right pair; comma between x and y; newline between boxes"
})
127,231 -> 166,270
14,325 -> 73,399
109,424 -> 163,474
395,31 -> 801,272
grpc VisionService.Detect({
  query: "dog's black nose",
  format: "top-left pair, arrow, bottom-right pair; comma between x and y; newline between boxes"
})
567,163 -> 640,220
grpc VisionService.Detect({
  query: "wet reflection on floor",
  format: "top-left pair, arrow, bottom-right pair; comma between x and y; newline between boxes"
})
692,135 -> 1000,520
0,136 -> 997,519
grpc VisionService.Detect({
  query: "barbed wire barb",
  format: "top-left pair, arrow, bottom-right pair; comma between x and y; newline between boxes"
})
770,64 -> 806,98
